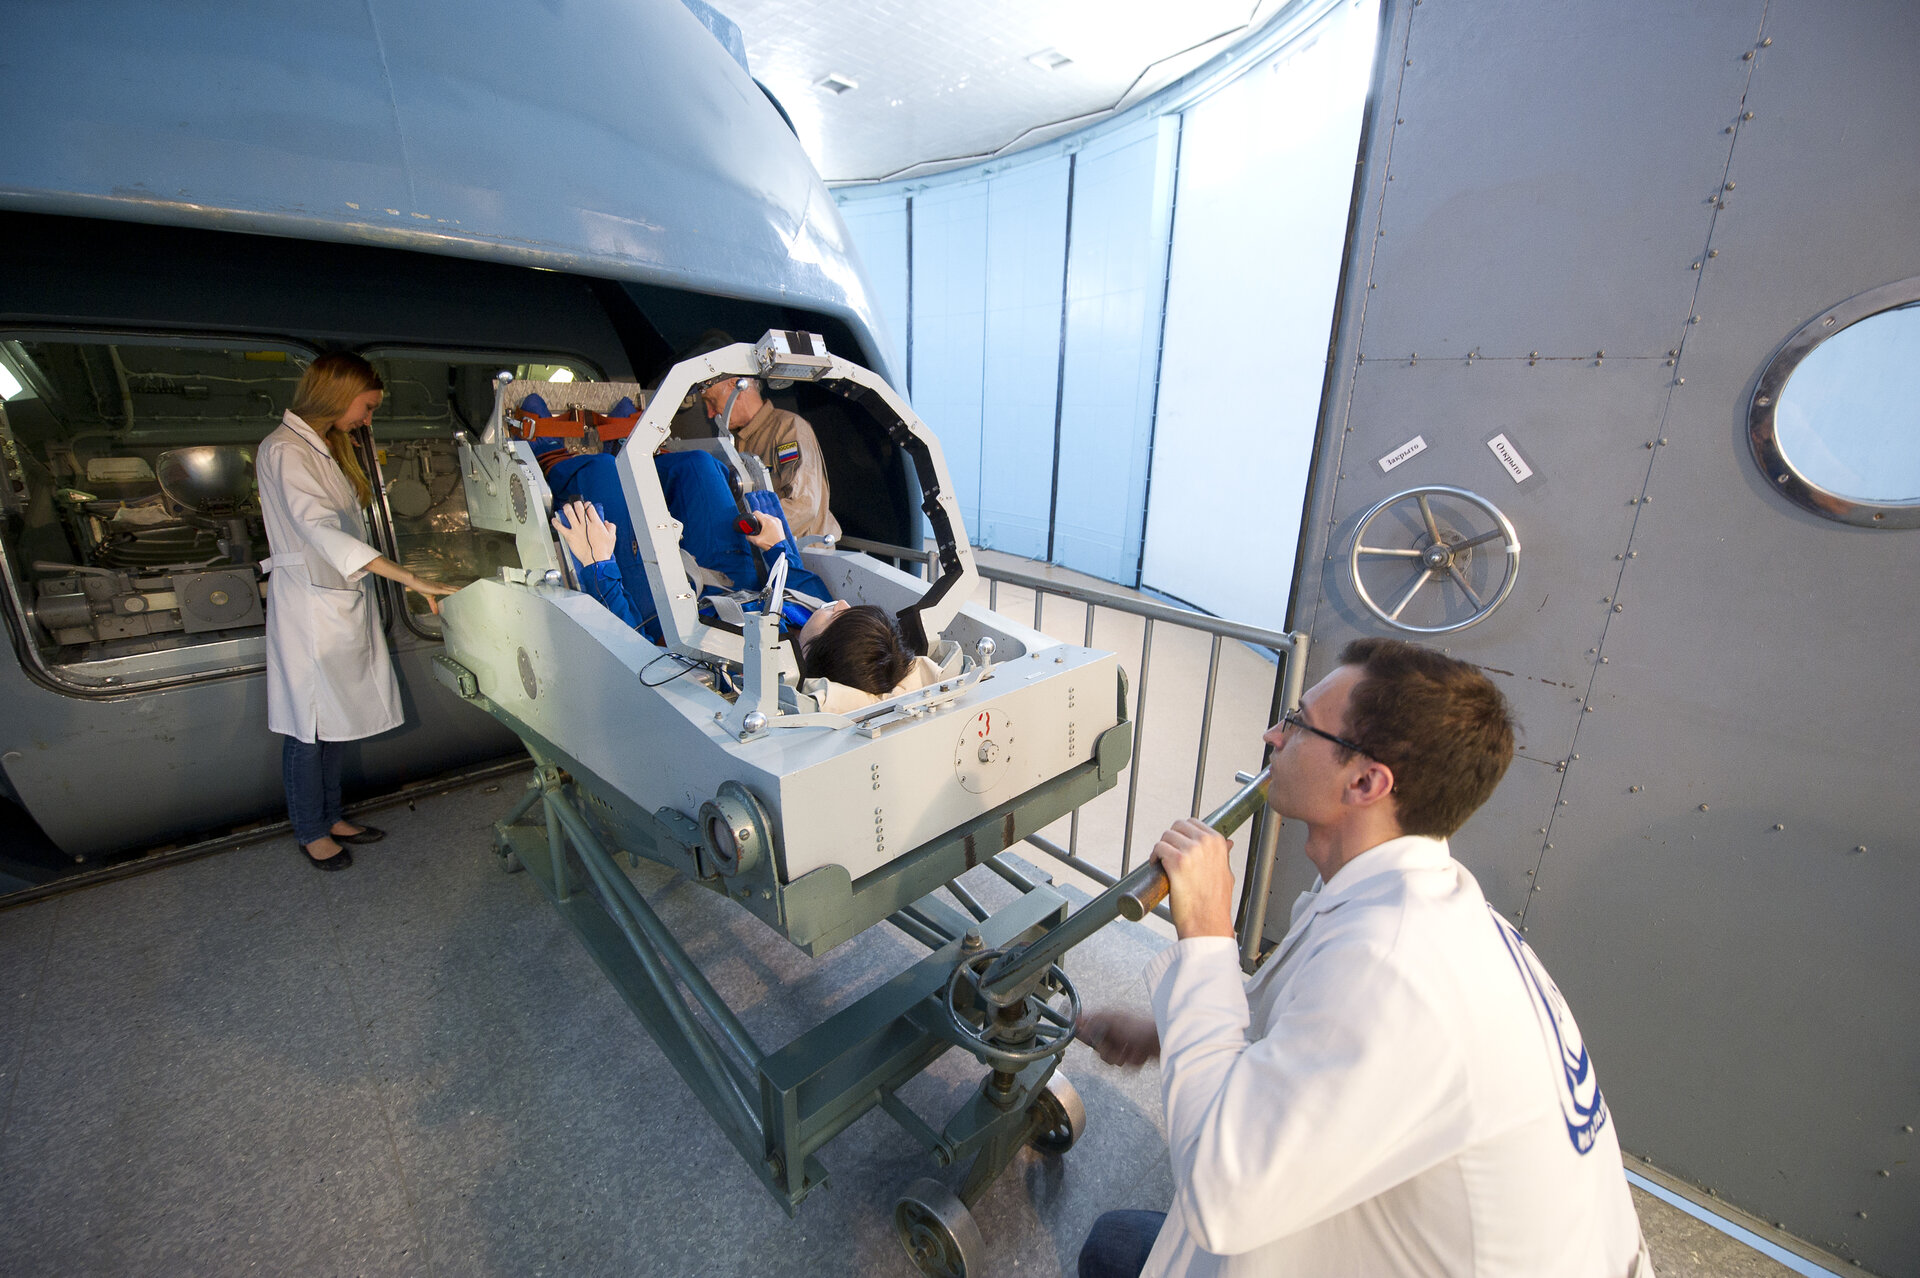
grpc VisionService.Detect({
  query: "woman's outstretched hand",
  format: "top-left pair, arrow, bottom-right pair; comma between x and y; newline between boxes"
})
406,576 -> 457,614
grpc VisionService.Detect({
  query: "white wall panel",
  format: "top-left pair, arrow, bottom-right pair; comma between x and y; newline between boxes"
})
1140,0 -> 1377,632
977,157 -> 1069,559
1054,117 -> 1181,583
908,183 -> 989,533
834,193 -> 909,381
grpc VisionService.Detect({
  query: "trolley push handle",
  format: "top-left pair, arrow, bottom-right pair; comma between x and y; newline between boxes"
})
979,768 -> 1272,1004
1115,767 -> 1272,921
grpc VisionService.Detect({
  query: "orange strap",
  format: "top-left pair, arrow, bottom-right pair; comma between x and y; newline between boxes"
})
513,406 -> 588,438
512,407 -> 642,442
595,413 -> 642,442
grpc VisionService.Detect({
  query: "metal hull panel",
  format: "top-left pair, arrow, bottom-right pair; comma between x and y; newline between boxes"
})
0,0 -> 886,371
0,636 -> 516,858
1287,1 -> 1920,1267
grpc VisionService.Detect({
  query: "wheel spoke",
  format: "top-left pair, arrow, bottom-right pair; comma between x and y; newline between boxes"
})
1386,570 -> 1432,621
1416,494 -> 1444,545
1350,487 -> 1521,634
1447,564 -> 1486,610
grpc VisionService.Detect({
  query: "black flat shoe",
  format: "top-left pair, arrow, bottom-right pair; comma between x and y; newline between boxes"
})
334,824 -> 385,845
301,840 -> 353,871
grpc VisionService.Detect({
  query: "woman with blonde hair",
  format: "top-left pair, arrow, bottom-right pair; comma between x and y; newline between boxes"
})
258,352 -> 455,870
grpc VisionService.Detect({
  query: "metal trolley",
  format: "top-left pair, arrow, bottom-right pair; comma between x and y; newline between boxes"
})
434,335 -> 1289,1275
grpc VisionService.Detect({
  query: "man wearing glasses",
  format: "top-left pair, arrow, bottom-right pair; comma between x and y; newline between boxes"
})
1075,637 -> 1647,1278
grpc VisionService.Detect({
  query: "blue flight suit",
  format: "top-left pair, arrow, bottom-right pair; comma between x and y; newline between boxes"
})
546,449 -> 829,640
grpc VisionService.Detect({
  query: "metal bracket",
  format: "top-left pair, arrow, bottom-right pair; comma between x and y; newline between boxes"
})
850,667 -> 992,738
430,653 -> 479,699
721,609 -> 783,741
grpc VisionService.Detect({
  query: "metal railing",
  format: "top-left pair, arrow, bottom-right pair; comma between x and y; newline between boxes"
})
838,537 -> 1310,969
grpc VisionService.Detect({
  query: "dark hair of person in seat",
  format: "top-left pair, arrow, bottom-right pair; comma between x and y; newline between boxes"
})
801,604 -> 915,697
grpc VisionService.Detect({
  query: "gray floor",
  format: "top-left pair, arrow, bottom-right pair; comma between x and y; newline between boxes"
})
0,775 -> 1804,1277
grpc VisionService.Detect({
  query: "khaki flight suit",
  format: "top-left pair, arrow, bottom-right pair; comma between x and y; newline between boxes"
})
732,401 -> 841,540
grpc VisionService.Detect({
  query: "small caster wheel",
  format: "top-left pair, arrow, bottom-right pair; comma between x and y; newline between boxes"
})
1029,1069 -> 1086,1156
894,1177 -> 986,1278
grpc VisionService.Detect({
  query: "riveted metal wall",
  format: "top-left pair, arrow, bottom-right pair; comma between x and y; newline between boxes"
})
1271,1 -> 1920,1271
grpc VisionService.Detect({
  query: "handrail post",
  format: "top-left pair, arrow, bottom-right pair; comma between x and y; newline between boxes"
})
1235,631 -> 1310,968
1069,601 -> 1098,859
1119,619 -> 1154,874
1191,634 -> 1225,817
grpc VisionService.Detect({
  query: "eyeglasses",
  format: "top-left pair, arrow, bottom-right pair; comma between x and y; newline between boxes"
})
1278,709 -> 1372,759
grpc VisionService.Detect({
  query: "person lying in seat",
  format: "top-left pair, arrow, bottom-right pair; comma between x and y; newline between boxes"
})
553,501 -> 962,708
792,599 -> 959,708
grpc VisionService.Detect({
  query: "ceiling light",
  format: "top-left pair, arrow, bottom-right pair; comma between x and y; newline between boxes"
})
1027,48 -> 1073,71
816,72 -> 859,95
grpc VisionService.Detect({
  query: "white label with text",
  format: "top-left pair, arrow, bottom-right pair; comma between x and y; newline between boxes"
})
1486,433 -> 1534,483
1378,435 -> 1428,473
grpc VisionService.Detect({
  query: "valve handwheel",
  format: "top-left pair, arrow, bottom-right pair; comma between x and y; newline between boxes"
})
1349,485 -> 1520,634
944,946 -> 1081,1070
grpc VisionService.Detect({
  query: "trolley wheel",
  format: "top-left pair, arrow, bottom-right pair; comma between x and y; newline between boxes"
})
1028,1069 -> 1087,1156
894,1177 -> 987,1278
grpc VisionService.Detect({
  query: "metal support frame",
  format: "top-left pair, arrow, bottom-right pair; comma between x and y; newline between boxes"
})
490,748 -> 1131,1220
470,526 -> 1306,1253
756,885 -> 1070,1208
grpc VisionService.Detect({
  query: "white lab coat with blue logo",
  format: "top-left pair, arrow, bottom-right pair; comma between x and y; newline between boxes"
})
257,411 -> 403,744
1142,836 -> 1646,1277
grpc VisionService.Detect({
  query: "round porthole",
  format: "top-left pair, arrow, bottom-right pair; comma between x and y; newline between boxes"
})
1750,276 -> 1920,528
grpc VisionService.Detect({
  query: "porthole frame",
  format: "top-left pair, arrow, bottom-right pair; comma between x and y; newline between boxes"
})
1749,274 -> 1920,529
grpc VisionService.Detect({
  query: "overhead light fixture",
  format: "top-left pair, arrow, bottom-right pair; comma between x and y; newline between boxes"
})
816,72 -> 858,95
1027,48 -> 1073,71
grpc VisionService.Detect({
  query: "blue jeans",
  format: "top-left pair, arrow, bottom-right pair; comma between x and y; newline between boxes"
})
282,736 -> 346,845
1078,1210 -> 1166,1278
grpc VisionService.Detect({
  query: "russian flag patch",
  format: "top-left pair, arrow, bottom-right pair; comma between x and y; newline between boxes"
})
776,440 -> 802,467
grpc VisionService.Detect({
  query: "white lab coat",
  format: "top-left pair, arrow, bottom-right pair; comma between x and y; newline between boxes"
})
257,411 -> 403,743
1141,836 -> 1646,1278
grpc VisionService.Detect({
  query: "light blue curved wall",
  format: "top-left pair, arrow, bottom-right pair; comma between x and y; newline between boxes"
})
835,0 -> 1377,631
